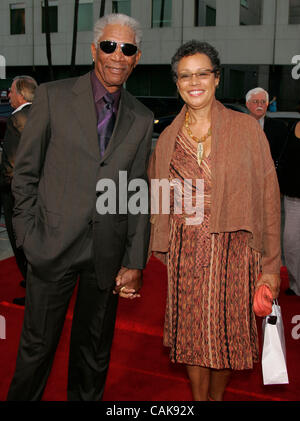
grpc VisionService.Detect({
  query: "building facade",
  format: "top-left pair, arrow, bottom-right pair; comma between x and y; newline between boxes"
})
0,0 -> 299,109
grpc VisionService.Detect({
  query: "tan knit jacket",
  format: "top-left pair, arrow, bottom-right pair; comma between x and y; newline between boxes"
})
148,99 -> 281,274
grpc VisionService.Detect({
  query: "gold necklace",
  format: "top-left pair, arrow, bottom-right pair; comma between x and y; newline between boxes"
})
184,111 -> 211,166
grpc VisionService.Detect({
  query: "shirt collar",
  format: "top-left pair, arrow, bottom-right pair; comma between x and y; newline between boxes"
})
12,102 -> 31,114
90,70 -> 121,110
259,116 -> 265,129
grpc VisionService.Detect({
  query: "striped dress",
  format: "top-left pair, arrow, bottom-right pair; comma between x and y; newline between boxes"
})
164,130 -> 261,370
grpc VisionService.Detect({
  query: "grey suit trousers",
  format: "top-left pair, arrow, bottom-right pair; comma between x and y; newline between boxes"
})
7,231 -> 119,401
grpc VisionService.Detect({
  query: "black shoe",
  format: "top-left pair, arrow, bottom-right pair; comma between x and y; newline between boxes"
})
285,288 -> 296,296
19,280 -> 26,288
13,297 -> 25,306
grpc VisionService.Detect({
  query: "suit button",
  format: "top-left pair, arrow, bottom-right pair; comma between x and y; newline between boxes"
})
100,162 -> 107,167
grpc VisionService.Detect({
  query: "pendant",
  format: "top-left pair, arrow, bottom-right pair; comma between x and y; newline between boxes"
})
197,142 -> 204,166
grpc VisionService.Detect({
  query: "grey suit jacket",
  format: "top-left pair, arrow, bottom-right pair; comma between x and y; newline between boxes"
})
12,72 -> 154,288
1,104 -> 31,189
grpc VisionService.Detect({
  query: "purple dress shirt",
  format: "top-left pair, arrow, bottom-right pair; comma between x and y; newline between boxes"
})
90,71 -> 121,156
90,70 -> 121,123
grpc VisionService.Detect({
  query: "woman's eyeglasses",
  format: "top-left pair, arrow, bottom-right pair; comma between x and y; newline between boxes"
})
98,40 -> 138,57
177,69 -> 216,82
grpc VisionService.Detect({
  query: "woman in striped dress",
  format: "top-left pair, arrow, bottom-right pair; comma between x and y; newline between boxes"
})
148,41 -> 281,401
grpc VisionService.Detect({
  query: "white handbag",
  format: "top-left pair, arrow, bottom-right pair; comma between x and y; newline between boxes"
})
261,301 -> 289,385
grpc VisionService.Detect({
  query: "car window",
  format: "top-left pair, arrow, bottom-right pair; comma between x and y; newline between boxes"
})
0,103 -> 13,117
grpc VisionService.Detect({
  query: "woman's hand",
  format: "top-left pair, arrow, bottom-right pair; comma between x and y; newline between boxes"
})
113,267 -> 142,299
255,273 -> 281,299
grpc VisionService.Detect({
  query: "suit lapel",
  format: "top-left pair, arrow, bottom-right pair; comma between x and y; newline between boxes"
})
71,72 -> 99,159
100,88 -> 135,163
71,75 -> 135,162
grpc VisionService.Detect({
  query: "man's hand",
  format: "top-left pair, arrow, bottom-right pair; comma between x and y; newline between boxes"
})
113,267 -> 143,299
255,273 -> 281,299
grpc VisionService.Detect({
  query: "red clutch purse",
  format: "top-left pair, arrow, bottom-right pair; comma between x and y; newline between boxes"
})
253,276 -> 273,317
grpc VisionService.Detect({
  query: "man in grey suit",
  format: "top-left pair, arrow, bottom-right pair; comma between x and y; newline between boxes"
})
1,75 -> 38,306
7,13 -> 153,401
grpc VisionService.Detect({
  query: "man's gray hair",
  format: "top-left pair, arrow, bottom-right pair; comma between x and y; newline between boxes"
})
246,87 -> 269,103
13,75 -> 38,102
93,13 -> 142,49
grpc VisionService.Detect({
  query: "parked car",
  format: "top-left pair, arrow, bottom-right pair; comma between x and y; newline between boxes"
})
137,96 -> 183,118
153,114 -> 176,137
0,89 -> 9,103
0,103 -> 13,117
152,102 -> 248,137
222,102 -> 249,114
266,111 -> 300,131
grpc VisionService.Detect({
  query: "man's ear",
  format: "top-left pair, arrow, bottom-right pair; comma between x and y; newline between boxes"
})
134,50 -> 142,68
91,43 -> 96,62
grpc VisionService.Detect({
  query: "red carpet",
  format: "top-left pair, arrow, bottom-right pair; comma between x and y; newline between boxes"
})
0,255 -> 299,401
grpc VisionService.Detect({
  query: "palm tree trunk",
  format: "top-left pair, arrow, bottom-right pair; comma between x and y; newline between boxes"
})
44,0 -> 54,80
160,0 -> 165,28
99,0 -> 106,17
71,0 -> 79,76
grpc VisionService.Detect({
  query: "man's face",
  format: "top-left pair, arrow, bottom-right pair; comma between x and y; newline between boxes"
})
91,24 -> 141,93
9,80 -> 23,109
246,92 -> 268,120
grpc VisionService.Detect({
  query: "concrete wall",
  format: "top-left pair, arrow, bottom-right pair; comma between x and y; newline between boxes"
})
0,0 -> 299,67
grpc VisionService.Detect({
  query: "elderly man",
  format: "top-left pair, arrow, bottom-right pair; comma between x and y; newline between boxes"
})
246,87 -> 288,166
7,13 -> 153,401
0,76 -> 38,306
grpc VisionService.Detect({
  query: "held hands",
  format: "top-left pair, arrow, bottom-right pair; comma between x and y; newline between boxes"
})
113,267 -> 143,299
255,273 -> 281,299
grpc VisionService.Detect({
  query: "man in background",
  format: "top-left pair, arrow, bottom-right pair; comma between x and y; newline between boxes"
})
246,87 -> 289,167
0,75 -> 38,306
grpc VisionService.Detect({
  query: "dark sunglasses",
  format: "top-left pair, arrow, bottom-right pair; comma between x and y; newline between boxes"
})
98,40 -> 138,57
